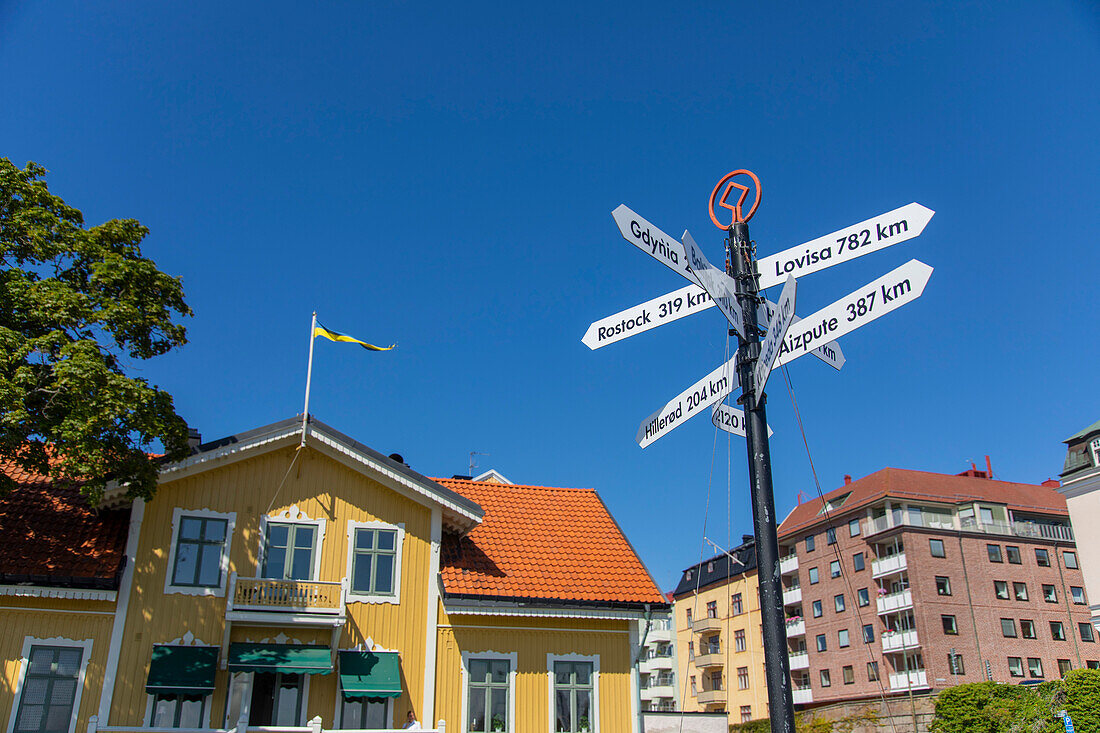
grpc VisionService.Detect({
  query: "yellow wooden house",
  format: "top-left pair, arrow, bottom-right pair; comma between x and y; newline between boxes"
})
0,417 -> 667,733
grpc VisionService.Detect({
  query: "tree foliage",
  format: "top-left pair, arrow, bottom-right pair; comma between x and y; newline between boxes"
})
932,672 -> 1100,733
0,158 -> 192,502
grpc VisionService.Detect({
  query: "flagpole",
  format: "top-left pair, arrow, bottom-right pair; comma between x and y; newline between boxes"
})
301,311 -> 317,447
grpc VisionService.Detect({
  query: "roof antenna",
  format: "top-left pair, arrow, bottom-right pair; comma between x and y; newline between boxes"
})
703,537 -> 745,566
469,451 -> 489,477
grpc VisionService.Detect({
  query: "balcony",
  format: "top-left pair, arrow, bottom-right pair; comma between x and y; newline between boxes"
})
227,574 -> 346,624
692,616 -> 724,633
881,629 -> 919,653
889,669 -> 929,691
697,688 -> 726,705
695,652 -> 724,668
785,619 -> 806,637
789,651 -> 809,670
640,653 -> 674,674
871,553 -> 907,578
641,681 -> 675,700
793,687 -> 814,705
780,554 -> 799,575
876,588 -> 913,614
647,626 -> 672,644
863,513 -> 1074,542
783,587 -> 802,605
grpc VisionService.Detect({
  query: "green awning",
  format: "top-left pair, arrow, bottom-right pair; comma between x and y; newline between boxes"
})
339,650 -> 402,698
146,645 -> 218,696
227,643 -> 333,675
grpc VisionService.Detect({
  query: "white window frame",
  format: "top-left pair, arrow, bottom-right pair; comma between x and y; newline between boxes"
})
164,508 -> 236,597
460,650 -> 517,733
547,653 -> 600,733
145,692 -> 211,729
259,507 -> 327,581
6,636 -> 94,733
345,520 -> 405,604
333,679 -> 394,730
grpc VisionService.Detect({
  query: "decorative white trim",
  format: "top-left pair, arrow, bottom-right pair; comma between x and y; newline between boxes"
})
471,469 -> 513,485
258,507 -> 327,581
345,520 -> 405,605
163,507 -> 236,597
547,652 -> 600,733
254,633 -> 304,645
0,606 -> 113,616
163,630 -> 212,647
460,650 -> 517,733
100,497 -> 145,723
347,636 -> 397,653
422,506 -> 442,723
439,624 -> 629,635
444,600 -> 653,621
0,585 -> 116,601
7,636 -> 95,733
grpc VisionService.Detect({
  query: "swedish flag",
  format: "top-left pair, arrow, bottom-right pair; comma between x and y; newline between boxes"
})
313,322 -> 395,351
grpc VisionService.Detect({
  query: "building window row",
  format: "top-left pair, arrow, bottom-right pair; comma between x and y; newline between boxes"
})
1000,618 -> 1094,642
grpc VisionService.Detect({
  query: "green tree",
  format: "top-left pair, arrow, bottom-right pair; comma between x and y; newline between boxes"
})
0,159 -> 191,502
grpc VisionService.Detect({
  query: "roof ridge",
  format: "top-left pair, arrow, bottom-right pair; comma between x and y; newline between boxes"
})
434,478 -> 596,492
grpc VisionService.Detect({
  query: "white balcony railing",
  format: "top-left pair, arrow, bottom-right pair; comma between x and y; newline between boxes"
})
863,513 -> 1073,542
785,619 -> 806,637
780,554 -> 799,575
889,669 -> 929,690
881,629 -> 919,653
788,651 -> 809,670
792,687 -> 814,705
876,588 -> 913,614
640,683 -> 675,700
783,587 -> 802,605
229,574 -> 345,615
871,553 -> 907,578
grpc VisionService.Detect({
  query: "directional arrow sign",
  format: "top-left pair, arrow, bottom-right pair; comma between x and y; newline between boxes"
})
757,203 -> 934,290
681,230 -> 744,335
612,204 -> 696,283
637,363 -> 739,448
712,402 -> 774,438
753,275 -> 797,395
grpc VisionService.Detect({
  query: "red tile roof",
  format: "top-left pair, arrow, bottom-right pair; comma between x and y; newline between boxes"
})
436,478 -> 667,606
0,461 -> 130,588
778,467 -> 1069,539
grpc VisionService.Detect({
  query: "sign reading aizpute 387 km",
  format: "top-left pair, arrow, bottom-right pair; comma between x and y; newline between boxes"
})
587,173 -> 936,449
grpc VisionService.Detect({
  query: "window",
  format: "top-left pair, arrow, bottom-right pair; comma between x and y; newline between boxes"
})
863,624 -> 874,643
936,576 -> 952,596
987,544 -> 1003,563
1058,659 -> 1073,677
1072,587 -> 1087,605
809,599 -> 822,618
1080,623 -> 1095,643
853,552 -> 865,572
1021,619 -> 1036,639
467,657 -> 512,733
867,661 -> 879,681
928,538 -> 945,558
1043,584 -> 1058,603
842,665 -> 854,684
348,522 -> 401,600
808,567 -> 819,585
826,528 -> 837,545
1050,621 -> 1066,641
734,630 -> 746,652
1014,582 -> 1029,602
819,669 -> 831,687
834,594 -> 846,612
731,593 -> 744,615
706,601 -> 717,619
816,634 -> 827,652
849,519 -> 860,537
838,629 -> 850,648
685,608 -> 692,625
166,510 -> 235,594
980,507 -> 995,524
248,673 -> 303,725
1036,548 -> 1050,567
947,653 -> 965,676
553,660 -> 594,733
737,666 -> 749,690
1007,657 -> 1024,677
1001,619 -> 1017,638
994,581 -> 1009,600
709,670 -> 722,691
706,635 -> 720,655
1005,546 -> 1021,564
12,643 -> 87,733
857,588 -> 870,607
806,534 -> 816,552
740,706 -> 752,723
1028,658 -> 1044,678
1064,551 -> 1079,569
153,695 -> 207,728
942,615 -> 958,635
1089,661 -> 1100,669
262,522 -> 318,580
339,695 -> 387,728
690,676 -> 697,696
830,560 -> 841,578
687,642 -> 694,660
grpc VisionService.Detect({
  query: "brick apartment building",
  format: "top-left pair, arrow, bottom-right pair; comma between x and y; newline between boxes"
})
776,465 -> 1096,708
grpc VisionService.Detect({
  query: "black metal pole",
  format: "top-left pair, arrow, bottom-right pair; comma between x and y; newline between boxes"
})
727,220 -> 796,732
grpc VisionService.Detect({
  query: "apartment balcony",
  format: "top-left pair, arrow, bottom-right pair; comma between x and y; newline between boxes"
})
694,652 -> 724,668
785,618 -> 806,637
641,683 -> 675,700
788,651 -> 809,670
863,514 -> 1074,542
881,629 -> 919,653
792,687 -> 814,705
640,654 -> 674,674
876,588 -> 914,614
647,626 -> 672,644
226,574 -> 346,626
697,688 -> 726,705
780,554 -> 799,575
889,669 -> 929,691
692,616 -> 724,633
783,587 -> 802,605
871,553 -> 907,579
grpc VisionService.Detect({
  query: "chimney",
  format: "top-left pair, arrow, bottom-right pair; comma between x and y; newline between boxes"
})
187,428 -> 202,453
1042,479 -> 1061,488
388,453 -> 409,467
844,474 -> 852,485
985,455 -> 993,478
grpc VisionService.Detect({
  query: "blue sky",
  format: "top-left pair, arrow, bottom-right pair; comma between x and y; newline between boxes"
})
3,1 -> 1099,590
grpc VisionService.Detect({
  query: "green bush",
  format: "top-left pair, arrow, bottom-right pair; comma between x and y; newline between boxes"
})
1060,669 -> 1100,732
931,682 -> 1045,733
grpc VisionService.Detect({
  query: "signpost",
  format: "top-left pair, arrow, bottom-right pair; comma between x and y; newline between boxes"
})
586,170 -> 936,733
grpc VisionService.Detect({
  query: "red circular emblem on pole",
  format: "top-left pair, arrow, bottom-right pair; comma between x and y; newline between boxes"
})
709,170 -> 762,229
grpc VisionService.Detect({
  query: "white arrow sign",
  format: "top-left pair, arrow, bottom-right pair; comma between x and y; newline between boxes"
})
612,204 -> 695,283
635,259 -> 931,448
753,275 -> 797,395
681,230 -> 744,335
712,402 -> 773,438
